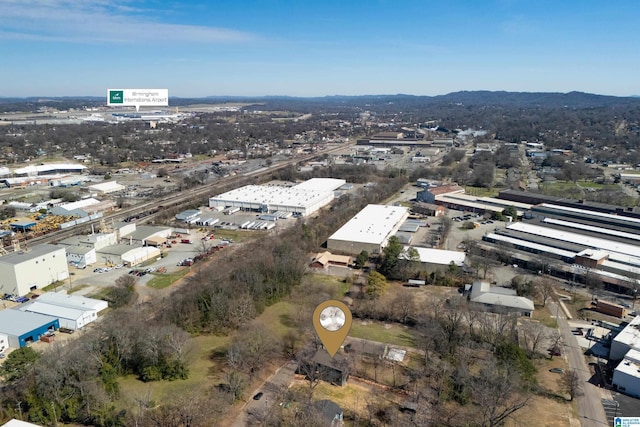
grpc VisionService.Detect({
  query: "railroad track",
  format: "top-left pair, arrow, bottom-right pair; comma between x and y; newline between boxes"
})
18,142 -> 353,247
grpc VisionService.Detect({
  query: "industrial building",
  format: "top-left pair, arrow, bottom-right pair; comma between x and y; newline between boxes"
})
21,302 -> 96,331
175,209 -> 202,222
612,348 -> 640,398
120,225 -> 172,245
12,163 -> 87,177
50,198 -> 116,218
610,316 -> 640,361
0,244 -> 69,296
96,245 -> 161,266
19,292 -> 108,331
610,316 -> 640,397
36,291 -> 108,313
0,310 -> 59,348
468,281 -> 534,316
87,181 -> 125,194
209,178 -> 344,217
327,204 -> 409,255
403,247 -> 466,269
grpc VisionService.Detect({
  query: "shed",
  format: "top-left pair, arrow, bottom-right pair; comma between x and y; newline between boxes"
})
0,310 -> 59,348
9,219 -> 36,232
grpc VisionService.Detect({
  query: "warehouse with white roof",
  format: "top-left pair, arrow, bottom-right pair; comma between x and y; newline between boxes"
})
21,301 -> 96,330
327,204 -> 409,255
402,246 -> 467,269
87,181 -> 125,194
209,179 -> 338,217
293,178 -> 346,192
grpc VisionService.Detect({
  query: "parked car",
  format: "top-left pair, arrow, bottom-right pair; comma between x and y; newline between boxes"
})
0,353 -> 5,359
253,392 -> 264,400
549,368 -> 565,374
16,296 -> 29,303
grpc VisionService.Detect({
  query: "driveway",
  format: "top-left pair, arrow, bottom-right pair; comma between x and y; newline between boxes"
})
230,360 -> 297,427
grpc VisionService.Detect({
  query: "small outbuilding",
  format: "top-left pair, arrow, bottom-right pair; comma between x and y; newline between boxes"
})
0,310 -> 59,348
468,281 -> 534,316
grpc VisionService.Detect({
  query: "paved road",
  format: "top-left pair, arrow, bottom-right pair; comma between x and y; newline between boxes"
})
549,300 -> 610,426
230,360 -> 297,427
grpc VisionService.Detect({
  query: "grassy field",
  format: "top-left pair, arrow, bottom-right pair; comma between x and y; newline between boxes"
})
464,186 -> 499,197
531,304 -> 559,328
146,269 -> 190,289
302,274 -> 351,298
349,320 -> 416,348
213,229 -> 267,243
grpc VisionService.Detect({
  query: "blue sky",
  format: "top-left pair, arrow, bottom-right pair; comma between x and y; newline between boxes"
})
1,0 -> 639,97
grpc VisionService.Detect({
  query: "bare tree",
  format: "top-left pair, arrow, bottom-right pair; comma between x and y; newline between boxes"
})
536,278 -> 555,307
468,363 -> 532,427
520,321 -> 549,357
392,289 -> 417,324
560,369 -> 582,401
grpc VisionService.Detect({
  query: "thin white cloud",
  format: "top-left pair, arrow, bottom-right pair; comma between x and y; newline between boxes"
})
0,0 -> 256,44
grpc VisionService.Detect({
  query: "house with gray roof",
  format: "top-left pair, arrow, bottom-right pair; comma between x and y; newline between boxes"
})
469,281 -> 534,316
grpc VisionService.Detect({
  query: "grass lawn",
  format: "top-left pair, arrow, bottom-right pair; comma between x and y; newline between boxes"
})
349,320 -> 416,348
146,269 -> 190,289
302,274 -> 351,297
464,186 -> 499,197
67,284 -> 89,294
531,304 -> 559,329
255,301 -> 296,338
213,229 -> 267,243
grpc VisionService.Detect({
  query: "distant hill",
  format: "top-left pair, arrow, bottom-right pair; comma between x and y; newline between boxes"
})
2,91 -> 639,110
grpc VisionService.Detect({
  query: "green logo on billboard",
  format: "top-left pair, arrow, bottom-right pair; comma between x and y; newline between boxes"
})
109,90 -> 124,104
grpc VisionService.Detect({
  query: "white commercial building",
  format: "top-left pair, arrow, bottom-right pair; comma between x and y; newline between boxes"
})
610,315 -> 640,361
97,245 -> 161,266
293,178 -> 346,192
87,181 -> 125,194
209,183 -> 335,217
36,292 -> 108,313
403,246 -> 466,268
62,245 -> 97,268
327,204 -> 409,255
13,163 -> 87,177
51,198 -> 101,217
21,301 -> 96,331
612,348 -> 640,398
0,244 -> 69,296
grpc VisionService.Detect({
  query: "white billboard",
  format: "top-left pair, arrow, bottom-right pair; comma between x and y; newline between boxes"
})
107,89 -> 169,111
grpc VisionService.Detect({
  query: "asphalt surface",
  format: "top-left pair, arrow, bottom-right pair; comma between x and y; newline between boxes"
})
230,360 -> 297,427
548,300 -> 610,427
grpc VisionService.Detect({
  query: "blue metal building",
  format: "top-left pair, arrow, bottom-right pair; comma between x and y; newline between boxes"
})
0,310 -> 59,348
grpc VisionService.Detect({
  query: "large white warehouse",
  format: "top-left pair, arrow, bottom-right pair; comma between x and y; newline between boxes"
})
0,244 -> 69,296
327,204 -> 409,255
209,178 -> 344,217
